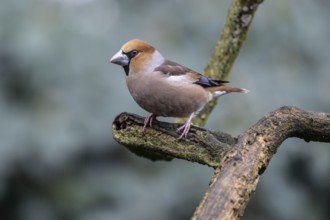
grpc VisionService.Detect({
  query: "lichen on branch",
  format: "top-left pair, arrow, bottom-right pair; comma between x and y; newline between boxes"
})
190,0 -> 264,127
112,112 -> 235,168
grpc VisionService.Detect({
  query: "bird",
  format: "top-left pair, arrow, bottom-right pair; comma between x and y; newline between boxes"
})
110,39 -> 248,139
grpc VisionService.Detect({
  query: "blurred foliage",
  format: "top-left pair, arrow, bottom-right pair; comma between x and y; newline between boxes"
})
0,0 -> 330,219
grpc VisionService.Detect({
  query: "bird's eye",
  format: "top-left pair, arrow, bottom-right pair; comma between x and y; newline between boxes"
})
129,50 -> 139,57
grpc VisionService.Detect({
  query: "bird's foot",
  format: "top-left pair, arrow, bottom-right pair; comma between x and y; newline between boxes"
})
177,122 -> 192,139
176,113 -> 195,139
143,114 -> 157,132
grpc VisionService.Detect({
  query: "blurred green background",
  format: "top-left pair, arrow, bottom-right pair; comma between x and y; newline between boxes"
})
1,0 -> 330,219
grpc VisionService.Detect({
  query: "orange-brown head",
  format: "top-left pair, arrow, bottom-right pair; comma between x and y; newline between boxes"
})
110,39 -> 164,75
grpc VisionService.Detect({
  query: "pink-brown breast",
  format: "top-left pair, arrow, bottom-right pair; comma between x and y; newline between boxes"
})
126,72 -> 210,117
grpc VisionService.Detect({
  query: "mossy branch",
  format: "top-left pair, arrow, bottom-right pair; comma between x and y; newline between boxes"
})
177,0 -> 264,126
192,106 -> 330,220
112,112 -> 235,168
112,107 -> 330,219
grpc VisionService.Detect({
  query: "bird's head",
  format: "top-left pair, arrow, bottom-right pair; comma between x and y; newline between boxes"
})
110,39 -> 164,76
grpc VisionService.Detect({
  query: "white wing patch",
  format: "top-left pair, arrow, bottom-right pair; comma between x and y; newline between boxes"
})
166,75 -> 196,84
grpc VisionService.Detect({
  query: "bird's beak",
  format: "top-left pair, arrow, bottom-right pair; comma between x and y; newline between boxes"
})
110,50 -> 129,66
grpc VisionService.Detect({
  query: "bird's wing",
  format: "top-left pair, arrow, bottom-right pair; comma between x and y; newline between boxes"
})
154,60 -> 228,87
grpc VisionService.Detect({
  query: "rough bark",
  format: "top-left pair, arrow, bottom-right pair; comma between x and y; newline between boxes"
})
112,112 -> 235,168
191,106 -> 330,220
113,106 -> 330,219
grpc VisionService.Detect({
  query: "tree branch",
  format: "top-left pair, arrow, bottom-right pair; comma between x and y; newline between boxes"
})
112,106 -> 330,169
112,106 -> 330,219
188,0 -> 264,126
192,106 -> 330,220
112,112 -> 235,168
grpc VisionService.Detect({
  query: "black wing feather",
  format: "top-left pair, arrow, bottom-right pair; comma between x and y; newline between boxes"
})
194,75 -> 229,87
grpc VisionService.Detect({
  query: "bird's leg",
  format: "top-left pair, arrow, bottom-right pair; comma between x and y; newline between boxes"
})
143,114 -> 157,132
177,113 -> 195,139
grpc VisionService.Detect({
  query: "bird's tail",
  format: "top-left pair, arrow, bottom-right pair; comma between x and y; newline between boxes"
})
206,86 -> 249,97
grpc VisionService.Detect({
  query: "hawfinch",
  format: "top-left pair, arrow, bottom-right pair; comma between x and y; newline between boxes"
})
110,39 -> 248,139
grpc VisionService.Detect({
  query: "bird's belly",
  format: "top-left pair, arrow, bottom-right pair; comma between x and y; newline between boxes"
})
127,77 -> 210,117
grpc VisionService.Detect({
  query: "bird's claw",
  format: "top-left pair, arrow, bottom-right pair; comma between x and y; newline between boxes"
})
177,121 -> 193,140
143,114 -> 157,132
